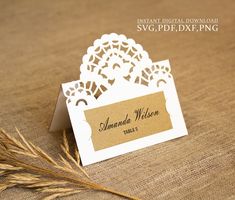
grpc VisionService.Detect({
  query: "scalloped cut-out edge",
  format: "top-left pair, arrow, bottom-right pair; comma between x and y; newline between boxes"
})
63,33 -> 172,106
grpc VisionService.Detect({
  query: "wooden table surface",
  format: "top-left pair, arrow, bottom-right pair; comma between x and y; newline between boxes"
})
0,0 -> 234,199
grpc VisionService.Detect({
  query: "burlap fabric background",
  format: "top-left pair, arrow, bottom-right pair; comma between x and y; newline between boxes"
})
0,0 -> 234,199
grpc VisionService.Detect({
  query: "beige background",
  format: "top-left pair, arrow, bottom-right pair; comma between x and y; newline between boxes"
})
0,0 -> 234,199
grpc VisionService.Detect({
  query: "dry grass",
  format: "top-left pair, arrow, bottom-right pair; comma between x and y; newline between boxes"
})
0,128 -> 141,200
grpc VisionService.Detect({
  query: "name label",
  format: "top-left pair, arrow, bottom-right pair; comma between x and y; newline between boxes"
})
85,91 -> 172,151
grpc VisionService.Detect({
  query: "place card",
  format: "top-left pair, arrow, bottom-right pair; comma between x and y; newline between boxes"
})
49,33 -> 188,166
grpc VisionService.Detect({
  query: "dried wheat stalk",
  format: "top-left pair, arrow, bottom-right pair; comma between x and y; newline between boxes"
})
0,128 -> 141,200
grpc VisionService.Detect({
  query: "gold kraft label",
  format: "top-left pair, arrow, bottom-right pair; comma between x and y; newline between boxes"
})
84,91 -> 172,151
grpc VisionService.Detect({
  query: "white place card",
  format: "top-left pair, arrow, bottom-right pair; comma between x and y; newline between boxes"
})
50,33 -> 188,166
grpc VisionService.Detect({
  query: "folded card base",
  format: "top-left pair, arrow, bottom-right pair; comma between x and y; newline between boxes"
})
49,88 -> 71,132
